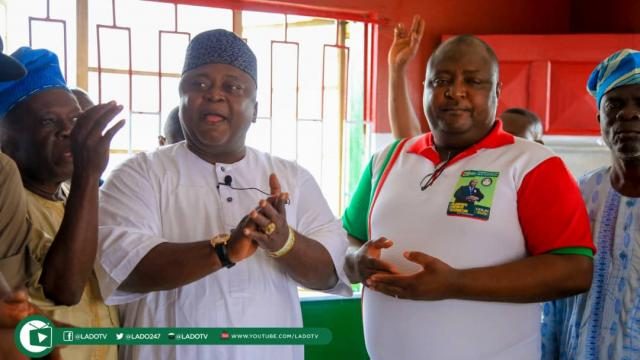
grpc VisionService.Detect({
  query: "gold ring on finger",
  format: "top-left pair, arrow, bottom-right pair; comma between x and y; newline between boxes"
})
264,222 -> 277,235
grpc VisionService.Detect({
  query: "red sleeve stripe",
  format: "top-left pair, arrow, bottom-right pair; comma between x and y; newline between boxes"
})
516,156 -> 595,255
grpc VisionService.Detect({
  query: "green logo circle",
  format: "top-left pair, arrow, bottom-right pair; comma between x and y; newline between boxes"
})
14,314 -> 55,357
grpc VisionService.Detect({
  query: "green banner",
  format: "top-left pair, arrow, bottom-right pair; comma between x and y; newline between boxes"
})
56,327 -> 332,345
15,315 -> 332,358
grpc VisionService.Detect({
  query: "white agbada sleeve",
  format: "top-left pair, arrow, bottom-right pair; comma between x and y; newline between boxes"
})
96,154 -> 166,305
292,167 -> 351,296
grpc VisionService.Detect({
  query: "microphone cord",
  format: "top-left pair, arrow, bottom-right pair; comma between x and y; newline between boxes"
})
217,175 -> 271,196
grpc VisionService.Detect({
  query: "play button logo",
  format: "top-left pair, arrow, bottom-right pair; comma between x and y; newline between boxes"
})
15,315 -> 55,357
37,332 -> 48,343
28,325 -> 52,347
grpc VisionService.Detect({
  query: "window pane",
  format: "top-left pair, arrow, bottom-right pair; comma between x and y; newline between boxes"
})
270,42 -> 298,161
96,27 -> 130,69
90,71 -> 130,106
5,0 -> 77,85
88,0 -> 115,68
88,71 -> 130,150
344,21 -> 367,207
29,20 -> 67,77
160,32 -> 190,74
132,75 -> 159,113
297,120 -> 323,183
177,5 -> 232,35
287,17 -> 336,121
242,11 -> 286,119
342,121 -> 369,206
113,0 -> 175,72
131,113 -> 161,152
320,46 -> 347,213
0,4 -> 6,37
246,117 -> 271,153
241,11 -> 365,214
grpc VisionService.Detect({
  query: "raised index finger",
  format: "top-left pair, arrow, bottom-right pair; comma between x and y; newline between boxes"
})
72,101 -> 121,139
269,173 -> 281,196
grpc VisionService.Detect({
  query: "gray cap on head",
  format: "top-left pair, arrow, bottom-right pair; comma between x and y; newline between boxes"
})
182,29 -> 257,85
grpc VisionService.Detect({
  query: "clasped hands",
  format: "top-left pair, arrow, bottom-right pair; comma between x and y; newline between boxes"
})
225,173 -> 291,263
345,237 -> 460,301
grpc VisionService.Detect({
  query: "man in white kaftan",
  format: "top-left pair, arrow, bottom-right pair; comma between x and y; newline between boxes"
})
96,29 -> 351,360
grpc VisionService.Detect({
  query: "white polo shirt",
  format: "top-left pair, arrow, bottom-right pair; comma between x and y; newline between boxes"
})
343,122 -> 594,360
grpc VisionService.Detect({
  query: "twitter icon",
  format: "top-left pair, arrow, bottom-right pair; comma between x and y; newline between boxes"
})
116,333 -> 124,340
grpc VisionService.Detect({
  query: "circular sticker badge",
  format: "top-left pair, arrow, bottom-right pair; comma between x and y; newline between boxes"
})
14,314 -> 55,357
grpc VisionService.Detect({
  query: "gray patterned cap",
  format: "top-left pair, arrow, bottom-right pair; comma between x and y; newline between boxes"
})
182,29 -> 257,85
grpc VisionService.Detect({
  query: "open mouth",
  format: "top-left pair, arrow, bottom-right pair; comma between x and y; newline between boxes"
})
202,112 -> 227,124
56,142 -> 73,162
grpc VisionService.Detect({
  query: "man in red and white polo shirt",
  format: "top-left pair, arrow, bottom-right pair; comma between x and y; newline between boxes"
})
342,35 -> 595,360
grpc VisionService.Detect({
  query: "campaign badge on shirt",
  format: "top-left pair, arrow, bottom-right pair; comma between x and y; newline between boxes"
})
447,170 -> 499,220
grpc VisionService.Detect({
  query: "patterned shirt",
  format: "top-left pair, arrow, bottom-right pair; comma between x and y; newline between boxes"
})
542,166 -> 640,360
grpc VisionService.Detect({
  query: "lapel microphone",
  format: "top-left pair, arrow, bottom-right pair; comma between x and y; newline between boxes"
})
217,175 -> 271,196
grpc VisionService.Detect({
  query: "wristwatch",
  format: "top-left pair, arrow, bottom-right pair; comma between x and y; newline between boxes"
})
210,234 -> 235,268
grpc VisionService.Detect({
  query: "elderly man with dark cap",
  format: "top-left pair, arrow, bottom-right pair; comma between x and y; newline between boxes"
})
541,48 -> 640,360
96,29 -> 351,360
0,46 -> 124,360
